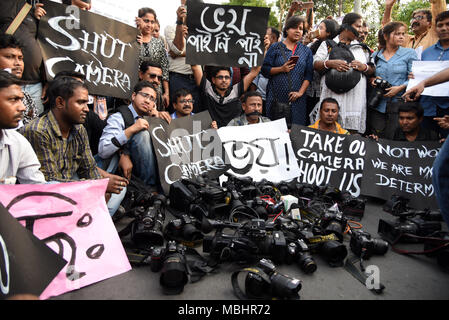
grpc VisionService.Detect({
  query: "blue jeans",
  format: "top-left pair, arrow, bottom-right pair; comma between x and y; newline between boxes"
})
128,130 -> 158,186
432,138 -> 449,229
94,154 -> 127,217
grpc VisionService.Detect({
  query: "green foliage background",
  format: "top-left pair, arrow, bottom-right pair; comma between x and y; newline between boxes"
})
221,0 -> 447,49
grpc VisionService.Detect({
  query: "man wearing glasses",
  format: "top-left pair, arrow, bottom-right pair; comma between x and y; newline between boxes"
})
382,0 -> 447,52
171,88 -> 195,119
191,65 -> 261,128
98,81 -> 169,191
138,61 -> 165,112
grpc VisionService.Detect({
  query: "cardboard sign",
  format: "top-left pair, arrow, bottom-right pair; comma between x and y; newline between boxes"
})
38,0 -> 140,99
0,204 -> 66,300
217,119 -> 300,183
290,125 -> 366,197
361,139 -> 441,209
0,179 -> 131,299
150,111 -> 227,194
185,0 -> 270,67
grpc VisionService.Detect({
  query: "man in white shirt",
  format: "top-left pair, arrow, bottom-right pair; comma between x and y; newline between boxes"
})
0,70 -> 45,184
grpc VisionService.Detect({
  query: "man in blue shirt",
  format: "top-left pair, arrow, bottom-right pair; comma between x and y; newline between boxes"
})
419,10 -> 449,138
98,81 -> 169,191
171,88 -> 194,119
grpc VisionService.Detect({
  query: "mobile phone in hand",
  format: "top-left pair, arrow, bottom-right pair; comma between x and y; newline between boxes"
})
289,56 -> 299,64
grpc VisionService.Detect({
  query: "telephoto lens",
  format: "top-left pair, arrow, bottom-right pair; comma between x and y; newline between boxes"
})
159,241 -> 189,295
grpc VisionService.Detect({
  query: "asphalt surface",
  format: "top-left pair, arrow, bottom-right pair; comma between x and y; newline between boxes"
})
53,197 -> 449,300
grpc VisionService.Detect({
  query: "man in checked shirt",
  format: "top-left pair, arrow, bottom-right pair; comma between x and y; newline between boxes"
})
20,76 -> 128,216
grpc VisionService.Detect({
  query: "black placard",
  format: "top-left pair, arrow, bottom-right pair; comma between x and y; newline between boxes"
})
37,0 -> 140,99
361,139 -> 441,209
185,0 -> 270,68
149,111 -> 227,195
0,203 -> 66,300
290,125 -> 366,197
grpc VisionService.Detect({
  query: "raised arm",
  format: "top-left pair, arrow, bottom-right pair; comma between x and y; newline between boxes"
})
381,0 -> 396,27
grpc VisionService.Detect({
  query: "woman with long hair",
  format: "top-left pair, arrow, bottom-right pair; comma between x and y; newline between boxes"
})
367,21 -> 418,138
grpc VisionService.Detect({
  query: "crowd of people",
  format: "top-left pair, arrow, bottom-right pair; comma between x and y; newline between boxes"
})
1,0 -> 449,227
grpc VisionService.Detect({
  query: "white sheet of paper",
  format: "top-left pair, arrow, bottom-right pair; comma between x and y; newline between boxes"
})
407,61 -> 449,97
217,119 -> 300,183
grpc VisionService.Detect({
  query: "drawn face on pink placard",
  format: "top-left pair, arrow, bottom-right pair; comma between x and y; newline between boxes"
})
0,179 -> 131,299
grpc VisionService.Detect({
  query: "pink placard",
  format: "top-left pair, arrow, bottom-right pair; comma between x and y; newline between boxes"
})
0,179 -> 131,299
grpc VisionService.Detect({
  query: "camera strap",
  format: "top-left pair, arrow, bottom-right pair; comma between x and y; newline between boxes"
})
184,247 -> 219,283
344,255 -> 385,294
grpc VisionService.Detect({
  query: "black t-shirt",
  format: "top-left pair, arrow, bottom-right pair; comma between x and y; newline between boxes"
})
392,126 -> 440,142
199,76 -> 244,128
83,110 -> 106,156
0,0 -> 43,82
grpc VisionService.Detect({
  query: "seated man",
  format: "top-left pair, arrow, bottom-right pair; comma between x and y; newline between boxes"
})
20,76 -> 128,215
392,102 -> 440,141
98,81 -> 168,191
0,70 -> 45,184
0,34 -> 37,126
171,88 -> 194,119
309,97 -> 349,135
227,91 -> 271,126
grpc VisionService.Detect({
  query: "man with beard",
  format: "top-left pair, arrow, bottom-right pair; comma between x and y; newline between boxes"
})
191,65 -> 261,128
20,76 -> 129,216
98,81 -> 168,192
308,97 -> 349,135
382,0 -> 447,52
138,60 -> 165,113
0,70 -> 45,184
0,34 -> 37,126
392,101 -> 440,141
227,91 -> 270,126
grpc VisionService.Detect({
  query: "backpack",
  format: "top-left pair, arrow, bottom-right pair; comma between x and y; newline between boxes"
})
324,40 -> 371,94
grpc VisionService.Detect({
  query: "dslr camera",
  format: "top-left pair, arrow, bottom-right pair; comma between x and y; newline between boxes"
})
232,258 -> 302,300
368,78 -> 392,109
150,241 -> 188,294
350,229 -> 389,259
164,214 -> 204,244
286,239 -> 317,274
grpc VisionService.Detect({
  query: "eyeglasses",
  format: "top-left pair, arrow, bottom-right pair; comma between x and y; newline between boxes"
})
148,73 -> 163,81
137,91 -> 156,102
411,15 -> 426,22
215,75 -> 231,80
179,99 -> 194,104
